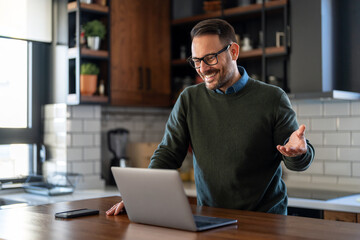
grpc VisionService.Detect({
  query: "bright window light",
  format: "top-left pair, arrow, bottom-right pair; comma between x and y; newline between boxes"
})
0,144 -> 29,179
0,37 -> 28,128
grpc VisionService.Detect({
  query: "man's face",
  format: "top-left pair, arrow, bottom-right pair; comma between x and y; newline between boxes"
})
191,35 -> 235,91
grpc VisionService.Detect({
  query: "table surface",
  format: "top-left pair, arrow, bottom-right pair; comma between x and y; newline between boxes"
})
1,196 -> 360,240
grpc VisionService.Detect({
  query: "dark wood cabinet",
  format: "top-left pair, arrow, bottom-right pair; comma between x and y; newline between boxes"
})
111,0 -> 171,107
324,210 -> 359,223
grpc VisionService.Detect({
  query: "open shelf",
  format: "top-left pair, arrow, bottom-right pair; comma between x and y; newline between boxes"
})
68,47 -> 109,59
67,2 -> 109,13
172,0 -> 287,25
171,46 -> 286,65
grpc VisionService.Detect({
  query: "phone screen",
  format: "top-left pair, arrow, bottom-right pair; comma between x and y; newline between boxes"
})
55,208 -> 99,219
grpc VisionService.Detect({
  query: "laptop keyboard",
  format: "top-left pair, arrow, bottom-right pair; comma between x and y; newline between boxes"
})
194,215 -> 220,228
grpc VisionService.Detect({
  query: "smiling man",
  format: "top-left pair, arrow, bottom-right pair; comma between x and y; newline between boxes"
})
107,19 -> 314,216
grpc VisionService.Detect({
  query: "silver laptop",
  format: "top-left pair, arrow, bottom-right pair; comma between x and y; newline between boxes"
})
111,167 -> 237,231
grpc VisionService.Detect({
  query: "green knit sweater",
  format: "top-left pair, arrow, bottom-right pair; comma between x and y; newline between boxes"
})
149,79 -> 314,214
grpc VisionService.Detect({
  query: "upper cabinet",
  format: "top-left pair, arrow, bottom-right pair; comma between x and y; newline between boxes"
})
171,0 -> 290,102
110,0 -> 171,107
67,0 -> 110,105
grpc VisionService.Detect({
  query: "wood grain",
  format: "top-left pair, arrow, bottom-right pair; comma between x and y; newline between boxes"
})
1,196 -> 360,240
110,0 -> 171,106
324,210 -> 357,223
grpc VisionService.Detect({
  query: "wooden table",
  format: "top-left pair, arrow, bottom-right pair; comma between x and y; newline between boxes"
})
1,196 -> 360,240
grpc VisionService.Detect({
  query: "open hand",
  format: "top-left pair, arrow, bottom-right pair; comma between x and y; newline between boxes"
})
276,124 -> 307,157
106,201 -> 125,216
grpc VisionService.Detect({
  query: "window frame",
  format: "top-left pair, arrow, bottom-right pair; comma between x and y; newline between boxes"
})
0,39 -> 49,182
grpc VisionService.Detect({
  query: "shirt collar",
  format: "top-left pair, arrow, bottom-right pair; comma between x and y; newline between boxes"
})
215,66 -> 249,95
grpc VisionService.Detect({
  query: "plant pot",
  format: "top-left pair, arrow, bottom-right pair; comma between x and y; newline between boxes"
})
87,36 -> 100,50
80,74 -> 97,96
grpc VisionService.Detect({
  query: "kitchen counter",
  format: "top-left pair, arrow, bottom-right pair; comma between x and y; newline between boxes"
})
2,196 -> 360,239
2,184 -> 360,214
0,187 -> 119,209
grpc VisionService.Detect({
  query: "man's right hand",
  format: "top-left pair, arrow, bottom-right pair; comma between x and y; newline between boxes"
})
106,201 -> 125,216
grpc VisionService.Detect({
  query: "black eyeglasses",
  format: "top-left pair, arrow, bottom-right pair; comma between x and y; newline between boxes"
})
187,44 -> 231,69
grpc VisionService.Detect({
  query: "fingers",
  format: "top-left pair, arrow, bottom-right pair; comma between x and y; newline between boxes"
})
114,201 -> 125,215
297,124 -> 306,138
106,201 -> 124,216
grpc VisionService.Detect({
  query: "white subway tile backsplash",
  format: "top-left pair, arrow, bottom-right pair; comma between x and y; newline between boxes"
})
311,176 -> 337,184
84,120 -> 101,132
72,134 -> 94,147
297,102 -> 323,117
314,147 -> 337,160
352,133 -> 360,146
352,163 -> 360,177
44,119 -> 66,133
72,161 -> 94,175
324,162 -> 351,176
44,133 -> 56,146
67,134 -> 72,147
304,161 -> 323,174
284,174 -> 312,183
44,105 -> 55,119
94,133 -> 101,146
56,133 -> 67,147
324,132 -> 351,146
54,119 -> 67,132
129,132 -> 145,142
337,147 -> 360,161
71,106 -> 94,119
134,121 -> 146,131
67,148 -> 83,161
351,101 -> 360,116
337,117 -> 360,131
324,102 -> 350,116
76,175 -> 105,189
297,118 -> 311,129
306,132 -> 323,145
338,177 -> 360,186
94,105 -> 101,119
94,161 -> 101,174
311,118 -> 337,131
83,147 -> 101,160
67,119 -> 83,133
110,120 -> 134,131
54,104 -> 67,118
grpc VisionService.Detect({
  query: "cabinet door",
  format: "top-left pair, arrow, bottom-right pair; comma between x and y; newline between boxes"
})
323,210 -> 357,223
111,0 -> 171,106
111,0 -> 146,105
144,0 -> 171,97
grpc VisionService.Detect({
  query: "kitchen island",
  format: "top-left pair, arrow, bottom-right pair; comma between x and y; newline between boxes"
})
1,196 -> 360,239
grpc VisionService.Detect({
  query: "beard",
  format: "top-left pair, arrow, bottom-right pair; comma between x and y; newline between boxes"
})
199,67 -> 233,91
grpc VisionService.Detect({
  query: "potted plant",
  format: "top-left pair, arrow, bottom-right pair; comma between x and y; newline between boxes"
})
83,20 -> 106,50
80,63 -> 100,96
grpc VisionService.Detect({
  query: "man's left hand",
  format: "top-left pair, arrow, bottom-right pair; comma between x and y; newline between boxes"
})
276,124 -> 307,157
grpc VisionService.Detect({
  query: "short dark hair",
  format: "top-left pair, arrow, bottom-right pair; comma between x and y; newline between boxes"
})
190,18 -> 237,45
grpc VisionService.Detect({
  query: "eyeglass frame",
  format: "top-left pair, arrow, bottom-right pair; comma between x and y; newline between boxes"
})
187,43 -> 232,69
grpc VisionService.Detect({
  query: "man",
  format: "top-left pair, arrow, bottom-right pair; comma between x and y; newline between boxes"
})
107,18 -> 314,216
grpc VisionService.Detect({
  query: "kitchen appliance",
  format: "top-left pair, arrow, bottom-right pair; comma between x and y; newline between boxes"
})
107,128 -> 129,185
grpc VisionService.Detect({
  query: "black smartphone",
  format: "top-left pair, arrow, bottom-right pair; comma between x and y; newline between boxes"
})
55,208 -> 99,219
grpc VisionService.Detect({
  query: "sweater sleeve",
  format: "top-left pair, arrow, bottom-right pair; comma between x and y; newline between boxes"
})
274,92 -> 315,171
282,139 -> 315,171
148,90 -> 190,169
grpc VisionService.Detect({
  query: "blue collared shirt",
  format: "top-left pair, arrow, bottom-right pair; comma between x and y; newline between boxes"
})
215,66 -> 249,94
